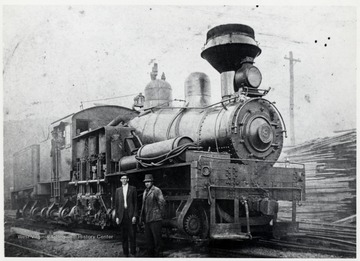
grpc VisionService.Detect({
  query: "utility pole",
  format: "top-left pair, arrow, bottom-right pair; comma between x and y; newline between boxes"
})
284,51 -> 301,146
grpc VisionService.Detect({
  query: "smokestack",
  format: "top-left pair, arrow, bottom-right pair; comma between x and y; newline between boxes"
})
201,24 -> 261,99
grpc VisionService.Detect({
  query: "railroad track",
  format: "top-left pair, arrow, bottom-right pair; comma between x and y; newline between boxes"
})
196,221 -> 357,258
7,213 -> 356,258
257,228 -> 356,258
207,234 -> 356,258
5,241 -> 59,257
209,247 -> 278,258
10,217 -> 122,238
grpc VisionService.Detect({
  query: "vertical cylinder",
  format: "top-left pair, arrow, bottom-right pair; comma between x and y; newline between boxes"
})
184,72 -> 211,107
220,71 -> 235,99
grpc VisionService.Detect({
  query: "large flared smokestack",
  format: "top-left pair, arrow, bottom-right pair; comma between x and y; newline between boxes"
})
201,24 -> 261,99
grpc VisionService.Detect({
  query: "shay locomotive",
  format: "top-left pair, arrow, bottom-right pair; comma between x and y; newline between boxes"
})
11,24 -> 305,240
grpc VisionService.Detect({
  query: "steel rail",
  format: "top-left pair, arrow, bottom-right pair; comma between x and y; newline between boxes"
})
209,247 -> 278,258
5,241 -> 58,257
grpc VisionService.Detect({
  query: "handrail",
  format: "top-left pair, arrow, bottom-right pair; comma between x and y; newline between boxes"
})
197,155 -> 305,168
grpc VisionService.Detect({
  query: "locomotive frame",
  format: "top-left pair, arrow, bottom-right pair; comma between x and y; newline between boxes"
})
11,23 -> 306,241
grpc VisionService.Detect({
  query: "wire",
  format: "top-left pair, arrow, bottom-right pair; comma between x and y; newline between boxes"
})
80,93 -> 138,104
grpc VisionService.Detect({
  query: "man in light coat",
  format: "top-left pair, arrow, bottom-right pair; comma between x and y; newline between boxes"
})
115,174 -> 138,257
139,174 -> 165,257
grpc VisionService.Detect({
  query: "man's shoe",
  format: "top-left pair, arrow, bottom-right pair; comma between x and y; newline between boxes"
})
137,250 -> 147,257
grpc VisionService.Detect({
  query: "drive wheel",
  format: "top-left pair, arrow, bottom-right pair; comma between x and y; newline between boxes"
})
184,213 -> 201,236
183,207 -> 209,239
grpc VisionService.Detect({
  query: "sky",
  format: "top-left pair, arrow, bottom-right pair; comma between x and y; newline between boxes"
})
2,3 -> 358,145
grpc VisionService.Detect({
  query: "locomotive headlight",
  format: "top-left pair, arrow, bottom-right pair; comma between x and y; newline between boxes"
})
234,64 -> 262,90
247,66 -> 262,87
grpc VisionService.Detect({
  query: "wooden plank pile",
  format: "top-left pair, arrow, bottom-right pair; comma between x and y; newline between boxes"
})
278,130 -> 356,223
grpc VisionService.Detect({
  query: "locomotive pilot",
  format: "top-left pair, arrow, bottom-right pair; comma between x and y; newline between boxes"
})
115,174 -> 138,257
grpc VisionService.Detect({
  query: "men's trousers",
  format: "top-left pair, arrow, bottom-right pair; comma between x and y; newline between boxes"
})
120,209 -> 136,256
144,220 -> 162,257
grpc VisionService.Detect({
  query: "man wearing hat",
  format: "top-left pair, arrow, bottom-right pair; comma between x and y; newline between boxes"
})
139,174 -> 165,257
115,174 -> 138,257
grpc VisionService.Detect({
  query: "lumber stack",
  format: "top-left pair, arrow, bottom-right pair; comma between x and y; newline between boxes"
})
278,130 -> 356,223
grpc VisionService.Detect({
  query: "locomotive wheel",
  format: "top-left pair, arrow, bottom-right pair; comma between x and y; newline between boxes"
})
40,207 -> 48,219
60,208 -> 70,220
22,204 -> 29,218
69,206 -> 80,222
183,207 -> 209,238
96,210 -> 108,229
184,213 -> 201,236
30,207 -> 40,218
48,210 -> 56,219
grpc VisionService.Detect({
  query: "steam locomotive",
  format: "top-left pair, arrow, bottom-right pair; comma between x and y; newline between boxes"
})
11,24 -> 305,240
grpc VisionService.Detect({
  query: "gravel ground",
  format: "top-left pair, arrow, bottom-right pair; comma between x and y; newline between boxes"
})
4,210 -> 342,258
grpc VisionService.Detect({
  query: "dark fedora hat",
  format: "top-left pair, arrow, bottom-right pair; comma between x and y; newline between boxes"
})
143,174 -> 154,182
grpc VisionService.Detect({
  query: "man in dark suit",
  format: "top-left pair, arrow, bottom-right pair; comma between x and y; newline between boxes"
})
115,174 -> 138,257
139,174 -> 165,257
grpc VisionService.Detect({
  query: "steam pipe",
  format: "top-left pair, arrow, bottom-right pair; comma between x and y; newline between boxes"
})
220,71 -> 235,99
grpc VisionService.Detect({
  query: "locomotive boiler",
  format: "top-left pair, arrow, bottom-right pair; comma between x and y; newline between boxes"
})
12,24 -> 305,241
